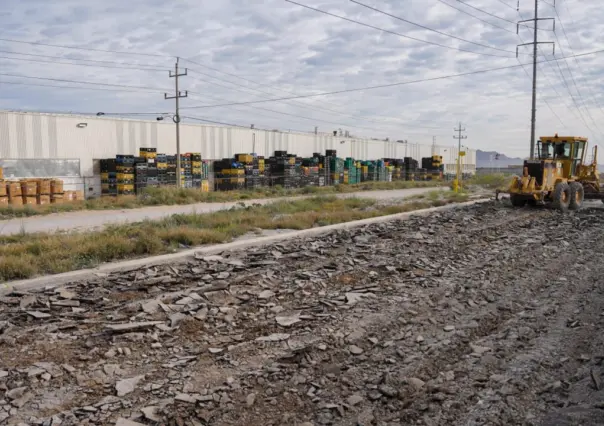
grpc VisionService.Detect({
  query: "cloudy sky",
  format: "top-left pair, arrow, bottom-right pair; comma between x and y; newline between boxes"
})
1,0 -> 603,158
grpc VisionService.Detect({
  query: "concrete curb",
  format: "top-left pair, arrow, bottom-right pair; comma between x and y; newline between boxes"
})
1,198 -> 491,295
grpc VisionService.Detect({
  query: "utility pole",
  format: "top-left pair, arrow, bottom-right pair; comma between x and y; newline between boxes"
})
516,1 -> 554,159
453,123 -> 467,192
165,57 -> 188,188
432,136 -> 436,155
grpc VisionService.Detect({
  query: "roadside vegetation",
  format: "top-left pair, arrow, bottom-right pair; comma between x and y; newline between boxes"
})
466,173 -> 510,190
0,180 -> 445,220
0,191 -> 469,281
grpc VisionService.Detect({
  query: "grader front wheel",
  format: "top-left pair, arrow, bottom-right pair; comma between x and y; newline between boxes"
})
552,183 -> 571,212
510,194 -> 527,207
569,182 -> 584,210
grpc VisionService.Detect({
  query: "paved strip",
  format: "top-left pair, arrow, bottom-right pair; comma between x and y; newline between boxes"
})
0,187 -> 440,236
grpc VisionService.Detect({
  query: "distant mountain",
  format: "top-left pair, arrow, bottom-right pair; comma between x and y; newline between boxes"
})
476,150 -> 524,168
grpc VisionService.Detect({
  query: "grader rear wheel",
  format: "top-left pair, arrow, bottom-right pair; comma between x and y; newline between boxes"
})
569,182 -> 584,210
552,182 -> 571,212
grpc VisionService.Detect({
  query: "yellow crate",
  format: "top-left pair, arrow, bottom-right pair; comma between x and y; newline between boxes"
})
37,195 -> 51,205
0,181 -> 6,197
215,178 -> 245,184
51,194 -> 64,204
157,163 -> 168,170
101,172 -> 109,180
201,180 -> 210,192
192,161 -> 202,168
221,169 -> 244,176
7,182 -> 22,197
117,184 -> 135,191
9,195 -> 23,206
51,179 -> 64,194
0,196 -> 7,206
236,154 -> 253,164
117,173 -> 134,181
22,196 -> 36,206
37,179 -> 51,195
20,180 -> 37,196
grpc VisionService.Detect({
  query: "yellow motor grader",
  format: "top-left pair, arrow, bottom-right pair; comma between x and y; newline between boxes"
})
496,134 -> 602,211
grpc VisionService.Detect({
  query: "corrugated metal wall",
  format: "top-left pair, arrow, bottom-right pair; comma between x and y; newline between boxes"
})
0,111 -> 477,177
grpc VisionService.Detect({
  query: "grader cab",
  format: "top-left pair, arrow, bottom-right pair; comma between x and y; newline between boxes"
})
501,135 -> 602,211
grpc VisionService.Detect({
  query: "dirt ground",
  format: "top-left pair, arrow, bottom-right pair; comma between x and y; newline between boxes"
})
1,201 -> 603,426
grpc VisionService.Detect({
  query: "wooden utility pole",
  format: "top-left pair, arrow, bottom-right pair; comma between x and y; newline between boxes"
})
165,57 -> 188,188
453,123 -> 467,192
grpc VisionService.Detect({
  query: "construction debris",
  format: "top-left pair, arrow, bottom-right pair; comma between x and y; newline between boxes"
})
1,202 -> 604,425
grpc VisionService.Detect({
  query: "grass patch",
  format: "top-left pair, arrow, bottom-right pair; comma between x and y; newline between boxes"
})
0,192 -> 469,281
0,180 -> 444,220
467,173 -> 510,190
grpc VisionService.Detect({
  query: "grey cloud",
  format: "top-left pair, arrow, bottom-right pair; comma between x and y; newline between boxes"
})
0,0 -> 603,158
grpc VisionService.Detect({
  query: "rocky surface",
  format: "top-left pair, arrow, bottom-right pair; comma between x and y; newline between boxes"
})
1,202 -> 603,425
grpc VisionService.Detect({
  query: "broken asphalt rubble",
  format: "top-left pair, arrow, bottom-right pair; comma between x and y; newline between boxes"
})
1,202 -> 604,425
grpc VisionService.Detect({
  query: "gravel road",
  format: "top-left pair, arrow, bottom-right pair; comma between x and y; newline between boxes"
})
0,187 -> 440,236
1,201 -> 603,426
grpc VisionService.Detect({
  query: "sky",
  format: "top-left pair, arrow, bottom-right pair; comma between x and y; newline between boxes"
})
0,0 -> 603,158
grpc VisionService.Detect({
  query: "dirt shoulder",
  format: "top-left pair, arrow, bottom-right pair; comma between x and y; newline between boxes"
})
1,202 -> 602,425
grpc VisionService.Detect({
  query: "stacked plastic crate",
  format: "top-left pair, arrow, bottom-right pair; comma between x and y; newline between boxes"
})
190,153 -> 203,188
116,155 -> 135,195
403,157 -> 418,181
214,158 -> 245,191
156,153 -> 168,185
301,156 -> 320,187
101,159 -> 118,196
234,153 -> 262,190
166,156 -> 177,186
180,154 -> 193,188
268,151 -> 297,188
134,161 -> 148,195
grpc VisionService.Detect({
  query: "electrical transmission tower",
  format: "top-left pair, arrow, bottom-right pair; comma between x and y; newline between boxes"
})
165,57 -> 188,188
516,0 -> 555,159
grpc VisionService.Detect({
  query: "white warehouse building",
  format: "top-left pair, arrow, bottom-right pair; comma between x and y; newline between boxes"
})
0,111 -> 476,197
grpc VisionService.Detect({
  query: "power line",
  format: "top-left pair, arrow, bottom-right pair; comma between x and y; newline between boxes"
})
511,6 -> 584,129
181,48 -> 604,110
0,72 -> 171,92
182,57 -> 443,128
447,0 -> 585,134
493,0 -> 517,10
182,115 -> 449,138
185,91 -> 444,133
455,0 -> 551,30
0,80 -> 163,94
516,59 -> 567,128
0,55 -> 168,72
185,67 -> 445,130
284,0 -> 515,58
349,0 -> 515,54
436,0 -> 515,33
0,49 -> 166,69
551,3 -> 604,125
0,37 -> 171,58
